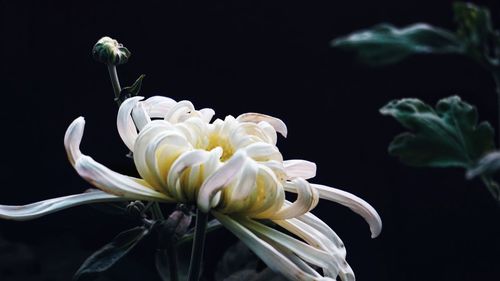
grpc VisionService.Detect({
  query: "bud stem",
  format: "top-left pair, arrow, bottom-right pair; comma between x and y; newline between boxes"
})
187,209 -> 208,281
107,64 -> 122,104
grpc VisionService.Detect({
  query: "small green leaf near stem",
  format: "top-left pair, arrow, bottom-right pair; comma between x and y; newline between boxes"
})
187,209 -> 209,281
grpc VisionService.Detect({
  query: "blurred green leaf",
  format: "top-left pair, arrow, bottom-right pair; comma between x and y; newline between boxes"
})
454,2 -> 493,47
380,96 -> 494,168
332,23 -> 464,65
73,226 -> 150,281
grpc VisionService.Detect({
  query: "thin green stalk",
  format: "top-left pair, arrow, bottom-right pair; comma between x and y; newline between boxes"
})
187,209 -> 209,281
151,203 -> 165,220
107,64 -> 122,103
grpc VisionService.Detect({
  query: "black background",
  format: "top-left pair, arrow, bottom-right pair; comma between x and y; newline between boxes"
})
1,0 -> 500,280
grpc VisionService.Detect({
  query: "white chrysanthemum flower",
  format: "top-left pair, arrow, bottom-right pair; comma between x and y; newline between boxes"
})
0,96 -> 382,281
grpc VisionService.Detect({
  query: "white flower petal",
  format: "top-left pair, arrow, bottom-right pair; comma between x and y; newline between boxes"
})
227,160 -> 258,201
213,212 -> 332,281
134,121 -> 184,189
243,142 -> 283,162
142,96 -> 177,118
297,212 -> 346,256
167,150 -> 211,200
312,184 -> 382,238
270,179 -> 319,220
75,155 -> 173,201
236,112 -> 288,138
164,100 -> 195,123
131,103 -> 151,130
199,108 -> 215,123
197,151 -> 247,212
117,96 -> 144,151
284,160 -> 317,179
274,217 -> 347,261
0,190 -> 125,221
240,217 -> 342,278
64,117 -> 85,166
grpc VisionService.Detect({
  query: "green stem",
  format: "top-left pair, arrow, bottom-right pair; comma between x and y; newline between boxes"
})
187,209 -> 209,281
107,64 -> 122,103
151,203 -> 165,220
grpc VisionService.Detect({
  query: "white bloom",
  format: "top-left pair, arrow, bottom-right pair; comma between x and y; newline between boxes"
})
0,96 -> 382,281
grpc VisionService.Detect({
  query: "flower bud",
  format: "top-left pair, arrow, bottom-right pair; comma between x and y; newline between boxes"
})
92,36 -> 131,65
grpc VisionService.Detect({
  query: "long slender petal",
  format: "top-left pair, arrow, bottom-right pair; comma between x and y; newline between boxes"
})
75,155 -> 172,201
64,117 -> 172,201
117,96 -> 144,150
236,112 -> 288,138
197,151 -> 247,212
274,218 -> 347,260
0,190 -> 125,221
240,218 -> 342,279
270,179 -> 318,220
312,184 -> 382,238
297,212 -> 346,255
284,160 -> 317,180
64,116 -> 85,166
212,212 -> 332,281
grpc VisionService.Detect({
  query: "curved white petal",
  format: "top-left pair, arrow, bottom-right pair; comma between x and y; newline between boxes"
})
142,96 -> 177,118
166,150 -> 211,200
270,179 -> 318,220
199,108 -> 215,123
75,155 -> 172,201
236,112 -> 288,138
243,142 -> 283,162
197,151 -> 247,212
64,116 -> 172,202
132,103 -> 151,130
213,212 -> 333,281
274,217 -> 347,260
0,190 -> 125,221
240,218 -> 342,279
297,212 -> 346,255
164,100 -> 195,123
284,160 -> 317,180
64,117 -> 85,166
312,184 -> 382,238
117,96 -> 144,151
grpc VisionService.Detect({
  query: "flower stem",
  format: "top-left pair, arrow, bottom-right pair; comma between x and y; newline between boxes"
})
187,209 -> 208,281
151,203 -> 165,220
107,64 -> 122,104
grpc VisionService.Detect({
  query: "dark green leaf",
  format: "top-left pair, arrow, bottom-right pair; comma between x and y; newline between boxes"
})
380,96 -> 494,168
73,226 -> 150,281
120,74 -> 145,99
454,2 -> 493,48
332,23 -> 464,65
